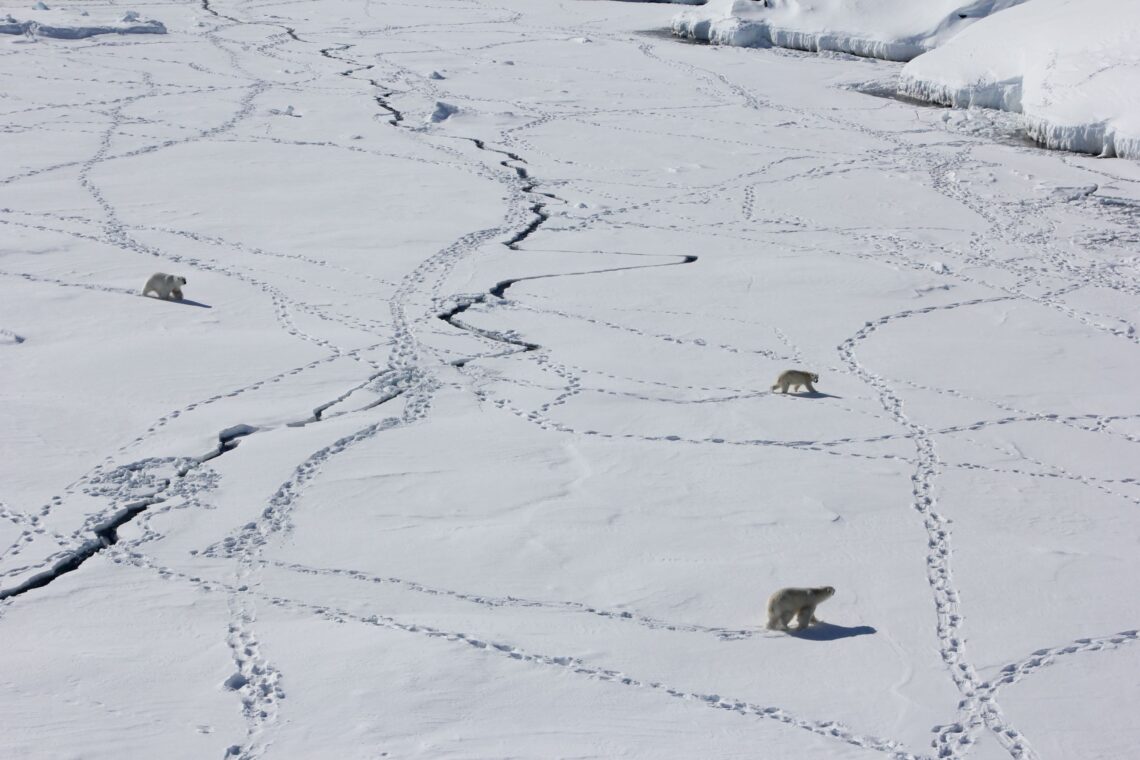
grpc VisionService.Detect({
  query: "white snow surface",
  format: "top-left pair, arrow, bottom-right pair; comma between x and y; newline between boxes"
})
900,0 -> 1140,160
672,0 -> 1026,60
2,1 -> 1140,759
0,5 -> 165,37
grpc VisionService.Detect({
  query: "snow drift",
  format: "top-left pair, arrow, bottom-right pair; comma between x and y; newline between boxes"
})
671,0 -> 1025,61
1,6 -> 165,38
899,0 -> 1140,160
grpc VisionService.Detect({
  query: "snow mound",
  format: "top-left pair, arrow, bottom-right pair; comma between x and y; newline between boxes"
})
1,6 -> 165,38
671,0 -> 1025,61
429,101 -> 459,123
900,0 -> 1140,160
0,329 -> 25,345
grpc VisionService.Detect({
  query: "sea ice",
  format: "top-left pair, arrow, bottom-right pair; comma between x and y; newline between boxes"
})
899,0 -> 1140,159
672,0 -> 1026,60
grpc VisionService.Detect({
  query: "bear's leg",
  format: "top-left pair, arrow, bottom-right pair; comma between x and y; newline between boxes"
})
766,612 -> 784,630
805,381 -> 816,393
171,288 -> 183,300
780,382 -> 790,394
795,606 -> 814,629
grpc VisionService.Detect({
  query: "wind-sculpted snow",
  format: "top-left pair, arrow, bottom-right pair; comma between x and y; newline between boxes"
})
899,0 -> 1140,160
676,0 -> 1140,161
0,7 -> 166,38
671,0 -> 1026,61
1,0 -> 1138,758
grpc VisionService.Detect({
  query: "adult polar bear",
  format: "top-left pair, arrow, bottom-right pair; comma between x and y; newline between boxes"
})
767,586 -> 835,631
142,272 -> 187,300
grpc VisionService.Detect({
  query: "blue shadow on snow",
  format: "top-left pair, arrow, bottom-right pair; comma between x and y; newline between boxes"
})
788,623 -> 876,641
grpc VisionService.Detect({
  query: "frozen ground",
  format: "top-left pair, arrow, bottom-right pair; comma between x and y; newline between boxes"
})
1,1 -> 1138,759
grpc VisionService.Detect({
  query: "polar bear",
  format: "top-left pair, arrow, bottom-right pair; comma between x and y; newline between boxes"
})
142,272 -> 187,300
771,369 -> 818,394
766,586 -> 835,631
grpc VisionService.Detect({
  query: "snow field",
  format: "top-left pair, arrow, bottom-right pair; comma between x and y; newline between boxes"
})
2,1 -> 1139,758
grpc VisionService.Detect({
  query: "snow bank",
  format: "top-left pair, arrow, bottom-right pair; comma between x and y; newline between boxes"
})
900,0 -> 1140,160
672,0 -> 1025,61
1,5 -> 165,38
429,101 -> 459,123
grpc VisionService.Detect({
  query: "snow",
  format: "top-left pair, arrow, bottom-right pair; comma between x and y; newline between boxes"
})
2,0 -> 1139,758
671,0 -> 1026,61
0,5 -> 165,37
429,101 -> 459,123
899,0 -> 1140,160
673,0 -> 1140,161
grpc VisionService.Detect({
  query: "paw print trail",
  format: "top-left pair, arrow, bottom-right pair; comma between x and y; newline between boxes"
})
306,603 -> 926,760
982,630 -> 1138,699
933,630 -> 1139,759
100,548 -> 929,760
271,559 -> 760,641
0,457 -> 206,602
837,299 -> 1037,759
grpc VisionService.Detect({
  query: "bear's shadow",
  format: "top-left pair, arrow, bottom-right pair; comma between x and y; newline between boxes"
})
786,391 -> 843,400
152,297 -> 211,308
788,623 -> 876,641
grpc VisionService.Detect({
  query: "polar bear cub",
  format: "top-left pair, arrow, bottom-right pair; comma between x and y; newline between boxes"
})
771,369 -> 818,394
767,586 -> 835,631
142,272 -> 187,300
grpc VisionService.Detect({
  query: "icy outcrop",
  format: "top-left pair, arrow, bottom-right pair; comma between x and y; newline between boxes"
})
900,0 -> 1140,159
429,101 -> 459,123
672,0 -> 1025,61
1,6 -> 166,38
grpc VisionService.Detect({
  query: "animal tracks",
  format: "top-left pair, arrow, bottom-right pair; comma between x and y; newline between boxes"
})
837,296 -> 1035,758
934,630 -> 1140,758
272,559 -> 759,641
4,4 -> 1138,759
984,630 -> 1139,698
106,549 -> 925,760
0,457 -> 213,600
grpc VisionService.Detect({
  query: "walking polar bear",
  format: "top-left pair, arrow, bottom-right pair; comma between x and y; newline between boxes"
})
771,369 -> 819,394
142,272 -> 187,300
767,586 -> 834,631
